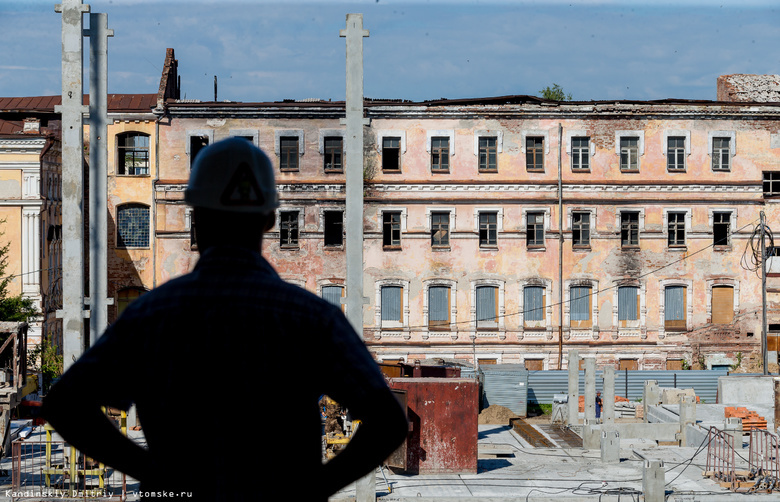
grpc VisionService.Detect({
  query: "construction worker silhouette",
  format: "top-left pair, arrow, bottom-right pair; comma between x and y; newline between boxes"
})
42,137 -> 408,501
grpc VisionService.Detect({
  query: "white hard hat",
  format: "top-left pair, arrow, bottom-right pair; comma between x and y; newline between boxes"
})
185,137 -> 279,214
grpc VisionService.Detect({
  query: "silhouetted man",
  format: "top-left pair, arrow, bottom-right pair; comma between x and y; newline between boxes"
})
42,137 -> 408,500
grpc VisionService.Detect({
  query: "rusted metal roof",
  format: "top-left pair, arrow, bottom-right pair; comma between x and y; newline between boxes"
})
0,94 -> 157,113
0,119 -> 25,135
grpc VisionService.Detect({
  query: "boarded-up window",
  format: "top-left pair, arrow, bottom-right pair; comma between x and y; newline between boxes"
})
381,286 -> 402,326
619,359 -> 638,371
322,285 -> 344,311
711,286 -> 734,324
570,286 -> 592,328
478,358 -> 497,366
618,286 -> 639,325
666,359 -> 684,371
476,286 -> 498,329
525,359 -> 544,371
524,286 -> 545,322
428,286 -> 450,328
665,286 -> 686,330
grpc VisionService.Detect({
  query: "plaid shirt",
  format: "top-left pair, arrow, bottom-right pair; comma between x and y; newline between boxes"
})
54,246 -> 388,500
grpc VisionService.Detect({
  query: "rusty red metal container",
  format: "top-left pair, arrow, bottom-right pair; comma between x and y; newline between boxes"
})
389,377 -> 478,474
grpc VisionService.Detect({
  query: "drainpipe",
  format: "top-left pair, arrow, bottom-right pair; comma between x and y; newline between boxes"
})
152,107 -> 165,289
558,123 -> 563,370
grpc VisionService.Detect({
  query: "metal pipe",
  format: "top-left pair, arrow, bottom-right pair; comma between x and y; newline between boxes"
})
558,123 -> 563,369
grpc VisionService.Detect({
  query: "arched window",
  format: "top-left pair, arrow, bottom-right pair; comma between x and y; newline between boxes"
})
116,287 -> 147,318
117,203 -> 150,248
117,132 -> 150,175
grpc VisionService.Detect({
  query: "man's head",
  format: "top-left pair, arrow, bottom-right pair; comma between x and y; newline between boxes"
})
185,137 -> 279,251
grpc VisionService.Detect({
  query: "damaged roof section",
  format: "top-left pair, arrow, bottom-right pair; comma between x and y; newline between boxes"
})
717,74 -> 780,103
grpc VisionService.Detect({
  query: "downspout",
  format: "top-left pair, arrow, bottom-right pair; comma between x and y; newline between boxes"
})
558,123 -> 563,370
152,107 -> 165,289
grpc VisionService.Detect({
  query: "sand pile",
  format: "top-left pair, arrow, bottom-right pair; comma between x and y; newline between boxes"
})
478,405 -> 518,424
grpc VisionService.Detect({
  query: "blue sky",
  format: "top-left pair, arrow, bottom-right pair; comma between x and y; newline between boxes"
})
1,0 -> 778,103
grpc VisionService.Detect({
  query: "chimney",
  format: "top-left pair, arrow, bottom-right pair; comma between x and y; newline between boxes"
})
23,118 -> 40,134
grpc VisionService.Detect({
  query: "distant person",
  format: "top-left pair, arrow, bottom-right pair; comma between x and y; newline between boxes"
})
595,391 -> 603,422
42,137 -> 409,501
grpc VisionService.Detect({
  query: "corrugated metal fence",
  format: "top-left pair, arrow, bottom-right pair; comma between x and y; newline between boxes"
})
463,366 -> 729,415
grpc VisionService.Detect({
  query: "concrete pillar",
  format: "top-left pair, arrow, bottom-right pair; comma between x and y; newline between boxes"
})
583,424 -> 600,449
724,416 -> 743,450
600,428 -> 619,463
603,366 -> 615,424
774,377 -> 780,434
567,350 -> 579,426
584,358 -> 596,424
643,380 -> 660,424
642,459 -> 665,502
679,395 -> 696,446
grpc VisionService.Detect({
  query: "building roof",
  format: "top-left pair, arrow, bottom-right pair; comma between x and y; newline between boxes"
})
0,94 -> 157,113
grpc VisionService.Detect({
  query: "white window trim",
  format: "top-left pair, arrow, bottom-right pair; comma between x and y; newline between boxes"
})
612,282 -> 646,331
564,279 -> 600,332
426,130 -> 456,156
318,282 -> 346,310
568,207 -> 597,244
708,208 -> 736,246
318,129 -> 346,155
274,129 -> 305,157
520,129 -> 550,155
473,130 -> 504,155
705,278 -> 739,323
229,129 -> 259,146
615,131 -> 645,156
708,130 -> 736,156
185,129 -> 214,166
423,279 -> 458,334
426,207 -> 456,241
663,207 -> 692,247
376,130 -> 407,154
470,279 -> 505,332
662,130 -> 691,156
565,130 -> 596,158
473,207 -> 504,233
518,278 -> 553,331
616,208 -> 646,233
376,279 -> 410,330
319,207 -> 344,231
659,279 -> 693,337
379,207 -> 408,233
520,355 -> 549,370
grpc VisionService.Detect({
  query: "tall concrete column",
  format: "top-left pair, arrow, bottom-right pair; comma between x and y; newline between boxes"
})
603,365 -> 615,424
642,459 -> 665,502
55,0 -> 90,369
567,349 -> 579,426
679,395 -> 696,446
584,357 -> 596,424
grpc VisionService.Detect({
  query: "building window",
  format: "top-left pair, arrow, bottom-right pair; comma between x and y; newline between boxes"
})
382,137 -> 401,172
621,212 -> 640,247
618,286 -> 639,326
428,286 -> 451,329
764,171 -> 780,197
116,203 -> 150,248
667,212 -> 686,247
280,210 -> 299,249
322,285 -> 344,310
620,137 -> 639,171
713,212 -> 731,246
324,137 -> 343,173
479,212 -> 498,247
383,211 -> 402,249
571,136 -> 590,171
431,212 -> 450,248
524,286 -> 545,323
664,285 -> 687,330
323,211 -> 343,247
431,137 -> 450,173
476,286 -> 498,330
280,136 -> 299,172
381,285 -> 403,327
189,134 -> 209,167
570,286 -> 592,328
525,137 -> 544,171
117,132 -> 150,175
478,136 -> 497,172
667,136 -> 686,171
116,287 -> 146,318
526,212 -> 545,248
619,359 -> 639,371
712,137 -> 731,171
711,285 -> 734,324
572,211 -> 590,247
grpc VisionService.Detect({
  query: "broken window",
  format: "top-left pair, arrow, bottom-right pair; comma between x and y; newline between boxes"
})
383,211 -> 402,248
478,136 -> 497,172
324,137 -> 343,173
280,210 -> 299,249
430,212 -> 450,248
323,211 -> 343,247
116,203 -> 150,248
428,286 -> 450,328
479,211 -> 498,247
476,286 -> 498,329
713,212 -> 731,246
280,136 -> 299,171
764,171 -> 780,197
571,136 -> 590,171
431,137 -> 450,172
526,136 -> 544,171
572,211 -> 590,247
667,212 -> 686,247
382,137 -> 401,172
189,135 -> 209,167
621,211 -> 639,247
117,132 -> 150,176
712,137 -> 731,171
664,285 -> 686,330
667,136 -> 686,171
620,137 -> 639,171
526,212 -> 545,247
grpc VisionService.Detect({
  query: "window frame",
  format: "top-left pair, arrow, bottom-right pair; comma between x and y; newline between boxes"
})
186,129 -> 214,169
381,136 -> 402,172
116,132 -> 150,176
667,211 -> 687,248
116,203 -> 150,249
572,211 -> 591,248
279,136 -> 300,172
377,130 -> 406,173
620,211 -> 641,248
478,211 -> 498,248
568,284 -> 594,329
764,171 -> 780,198
475,284 -> 499,331
279,209 -> 301,249
322,209 -> 344,247
616,284 -> 641,329
712,210 -> 732,248
478,136 -> 498,173
526,211 -> 545,248
426,281 -> 456,331
662,284 -> 688,332
382,210 -> 403,249
666,136 -> 686,172
376,280 -> 409,330
321,284 -> 345,312
430,136 -> 450,173
615,131 -> 644,173
525,136 -> 545,172
274,129 -> 304,171
430,211 -> 451,248
570,136 -> 591,171
323,136 -> 344,173
708,131 -> 735,172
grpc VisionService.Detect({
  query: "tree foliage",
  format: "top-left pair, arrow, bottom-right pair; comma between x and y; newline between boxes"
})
539,83 -> 572,101
0,220 -> 38,322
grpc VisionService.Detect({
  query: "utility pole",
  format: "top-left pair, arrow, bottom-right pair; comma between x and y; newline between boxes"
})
761,211 -> 768,376
55,0 -> 90,369
86,13 -> 113,347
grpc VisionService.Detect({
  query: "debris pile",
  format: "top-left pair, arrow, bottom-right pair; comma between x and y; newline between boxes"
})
725,407 -> 767,430
478,405 -> 518,425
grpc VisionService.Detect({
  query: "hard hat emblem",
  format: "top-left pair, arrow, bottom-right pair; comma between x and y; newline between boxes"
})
220,162 -> 266,207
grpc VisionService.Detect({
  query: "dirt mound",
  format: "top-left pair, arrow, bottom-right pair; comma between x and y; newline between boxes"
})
478,405 -> 519,424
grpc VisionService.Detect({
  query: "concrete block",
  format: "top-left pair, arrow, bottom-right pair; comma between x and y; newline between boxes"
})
642,458 -> 665,502
600,429 -> 620,463
718,375 -> 776,405
660,387 -> 695,405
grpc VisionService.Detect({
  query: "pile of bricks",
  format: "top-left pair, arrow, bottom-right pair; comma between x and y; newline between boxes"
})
725,407 -> 767,430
